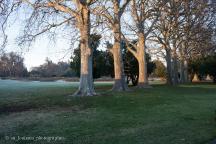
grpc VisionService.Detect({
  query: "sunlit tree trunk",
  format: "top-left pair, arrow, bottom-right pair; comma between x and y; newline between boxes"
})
111,0 -> 128,91
137,33 -> 148,87
112,22 -> 128,91
74,6 -> 95,96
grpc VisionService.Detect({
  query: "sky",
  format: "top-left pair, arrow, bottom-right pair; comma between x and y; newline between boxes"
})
4,11 -> 73,71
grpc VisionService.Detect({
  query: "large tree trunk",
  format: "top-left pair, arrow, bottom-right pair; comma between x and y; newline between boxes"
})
166,49 -> 173,85
179,57 -> 185,83
137,33 -> 149,88
180,43 -> 189,83
112,23 -> 128,91
172,50 -> 178,85
73,7 -> 95,96
182,42 -> 189,83
179,58 -> 189,83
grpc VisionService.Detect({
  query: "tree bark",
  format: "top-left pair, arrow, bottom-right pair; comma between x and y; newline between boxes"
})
172,50 -> 178,85
111,1 -> 128,91
180,42 -> 189,83
73,6 -> 95,96
179,57 -> 185,83
165,49 -> 173,85
112,22 -> 128,91
137,33 -> 149,88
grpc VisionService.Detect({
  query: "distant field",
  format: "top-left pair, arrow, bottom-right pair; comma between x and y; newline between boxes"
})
0,79 -> 114,89
0,79 -> 216,144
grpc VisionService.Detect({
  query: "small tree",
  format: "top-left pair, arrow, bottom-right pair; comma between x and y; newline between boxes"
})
153,60 -> 166,78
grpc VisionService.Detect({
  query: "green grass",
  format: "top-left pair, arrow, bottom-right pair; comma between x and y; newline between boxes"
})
0,80 -> 216,144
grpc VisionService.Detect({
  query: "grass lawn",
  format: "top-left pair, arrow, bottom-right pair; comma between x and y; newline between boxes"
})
0,80 -> 216,144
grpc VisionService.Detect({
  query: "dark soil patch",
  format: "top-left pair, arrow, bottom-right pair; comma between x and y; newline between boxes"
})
0,105 -> 35,115
0,104 -> 84,115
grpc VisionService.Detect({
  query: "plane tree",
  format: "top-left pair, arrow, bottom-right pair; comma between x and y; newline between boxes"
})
93,0 -> 130,91
16,0 -> 98,96
122,0 -> 160,88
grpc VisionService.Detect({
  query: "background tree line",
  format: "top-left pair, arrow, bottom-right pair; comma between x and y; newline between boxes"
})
0,52 -> 28,77
0,40 -> 162,83
189,53 -> 216,83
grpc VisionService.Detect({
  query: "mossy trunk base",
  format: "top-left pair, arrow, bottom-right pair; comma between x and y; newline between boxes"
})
112,79 -> 128,91
73,74 -> 96,96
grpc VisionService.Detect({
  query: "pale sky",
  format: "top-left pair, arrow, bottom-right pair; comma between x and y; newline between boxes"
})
4,12 -> 73,71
